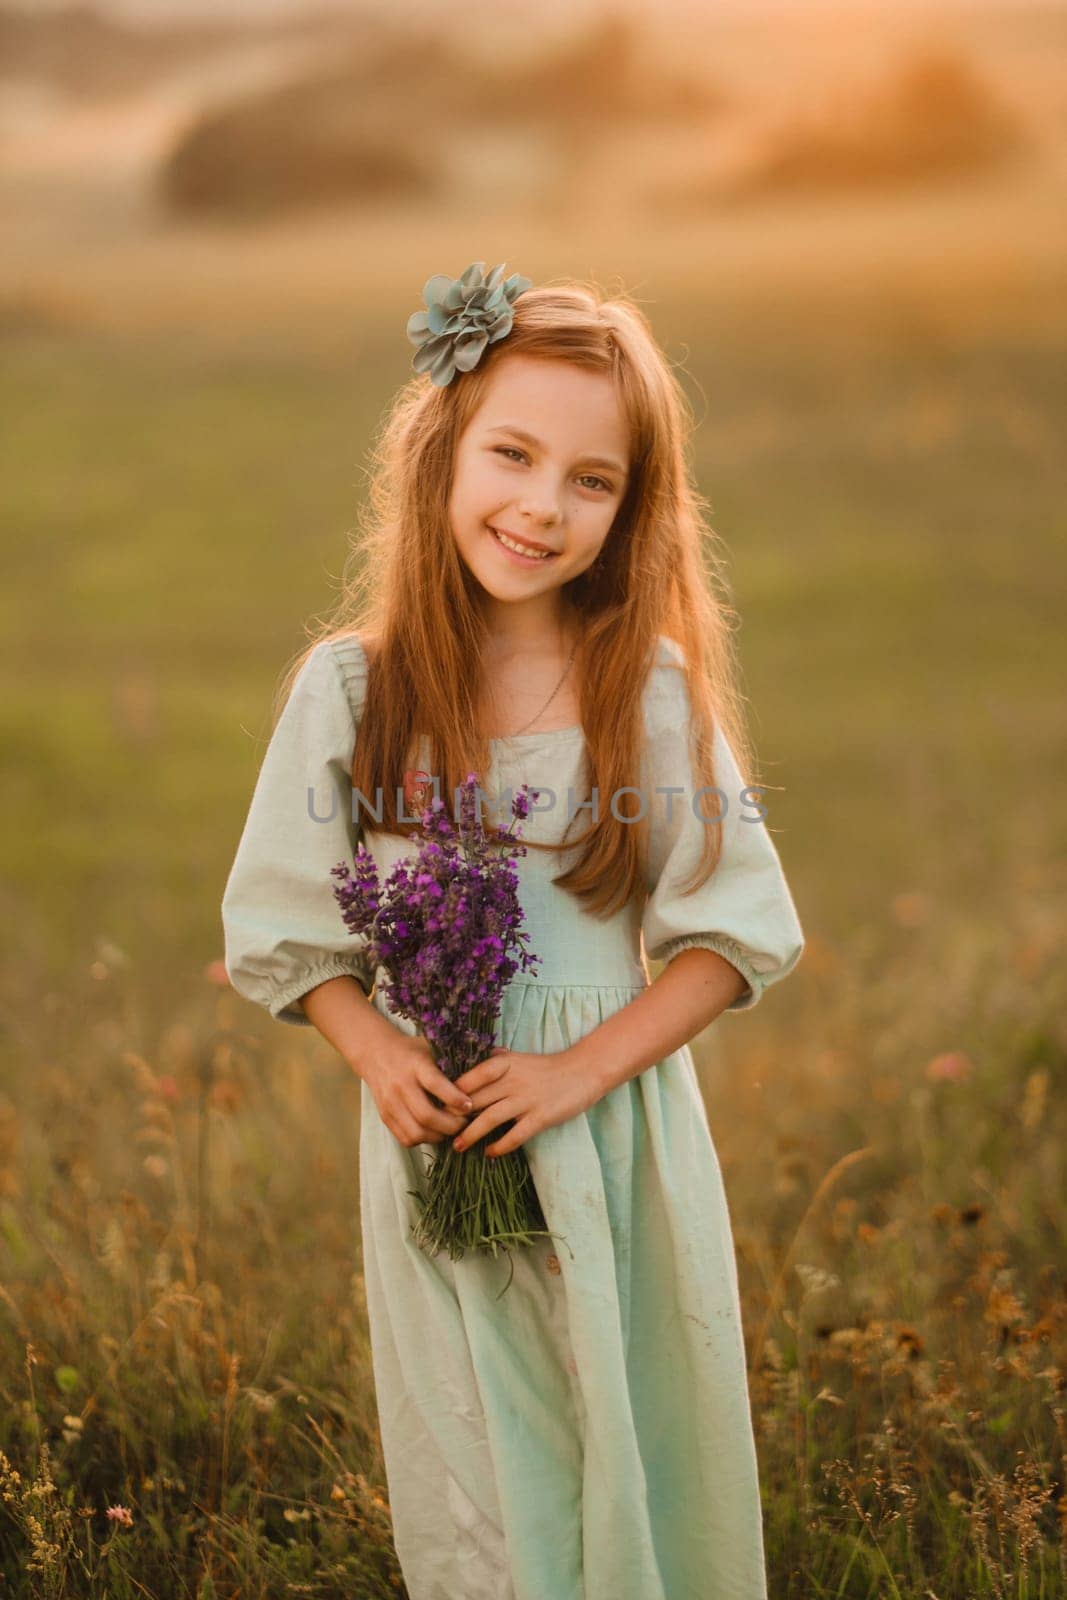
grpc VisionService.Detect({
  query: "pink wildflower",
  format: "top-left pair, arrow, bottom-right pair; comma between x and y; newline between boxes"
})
926,1051 -> 973,1083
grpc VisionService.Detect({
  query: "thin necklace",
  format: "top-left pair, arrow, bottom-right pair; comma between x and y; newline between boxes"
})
501,634 -> 578,738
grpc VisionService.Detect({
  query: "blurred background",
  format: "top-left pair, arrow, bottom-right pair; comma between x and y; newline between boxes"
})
1,2 -> 1065,1595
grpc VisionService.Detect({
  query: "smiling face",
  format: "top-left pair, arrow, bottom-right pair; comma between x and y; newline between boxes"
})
447,353 -> 631,636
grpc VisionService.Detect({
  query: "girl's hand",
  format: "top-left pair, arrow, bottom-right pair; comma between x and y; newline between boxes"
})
364,1033 -> 475,1150
450,1045 -> 601,1159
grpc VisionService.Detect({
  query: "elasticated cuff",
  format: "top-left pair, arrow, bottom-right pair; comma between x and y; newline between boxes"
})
267,957 -> 378,1027
651,933 -> 763,1011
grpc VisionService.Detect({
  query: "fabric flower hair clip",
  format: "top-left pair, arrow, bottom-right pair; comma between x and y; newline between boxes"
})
406,260 -> 533,388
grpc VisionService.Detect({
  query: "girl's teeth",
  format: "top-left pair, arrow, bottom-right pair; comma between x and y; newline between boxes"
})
493,528 -> 551,559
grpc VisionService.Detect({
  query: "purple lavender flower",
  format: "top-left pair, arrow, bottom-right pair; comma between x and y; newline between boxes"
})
330,773 -> 542,1076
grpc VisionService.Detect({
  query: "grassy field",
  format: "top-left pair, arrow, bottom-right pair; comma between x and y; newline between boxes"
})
1,290 -> 1065,1595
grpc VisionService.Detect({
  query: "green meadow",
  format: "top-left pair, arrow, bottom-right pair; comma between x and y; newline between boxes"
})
1,300 -> 1064,1596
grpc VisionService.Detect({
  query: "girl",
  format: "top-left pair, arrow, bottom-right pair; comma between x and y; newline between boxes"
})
221,261 -> 804,1600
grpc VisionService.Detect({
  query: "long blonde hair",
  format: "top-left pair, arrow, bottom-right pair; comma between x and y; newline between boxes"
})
274,277 -> 759,920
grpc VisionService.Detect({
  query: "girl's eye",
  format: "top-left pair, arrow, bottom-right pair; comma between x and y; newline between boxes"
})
493,446 -> 610,493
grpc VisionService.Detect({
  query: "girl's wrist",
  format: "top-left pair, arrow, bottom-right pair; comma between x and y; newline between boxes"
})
560,1040 -> 607,1109
299,975 -> 396,1086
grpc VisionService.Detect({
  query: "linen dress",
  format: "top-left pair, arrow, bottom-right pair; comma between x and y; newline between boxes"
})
221,632 -> 805,1600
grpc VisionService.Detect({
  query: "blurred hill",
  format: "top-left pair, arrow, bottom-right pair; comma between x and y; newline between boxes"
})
158,14 -> 725,218
653,48 -> 1030,212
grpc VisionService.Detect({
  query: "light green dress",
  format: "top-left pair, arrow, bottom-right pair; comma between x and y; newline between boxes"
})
222,633 -> 804,1600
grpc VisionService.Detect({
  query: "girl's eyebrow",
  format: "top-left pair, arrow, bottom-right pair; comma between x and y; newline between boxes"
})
485,423 -> 627,478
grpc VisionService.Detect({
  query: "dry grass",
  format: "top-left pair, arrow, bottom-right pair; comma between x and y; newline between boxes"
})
0,881 -> 1063,1593
729,892 -> 1067,1593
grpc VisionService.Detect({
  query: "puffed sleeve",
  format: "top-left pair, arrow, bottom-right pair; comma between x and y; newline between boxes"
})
639,638 -> 804,1011
221,636 -> 378,1026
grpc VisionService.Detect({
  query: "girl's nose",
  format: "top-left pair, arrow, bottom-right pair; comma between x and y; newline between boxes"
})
517,491 -> 562,525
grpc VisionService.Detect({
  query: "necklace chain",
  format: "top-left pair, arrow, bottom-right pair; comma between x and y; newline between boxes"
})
501,635 -> 578,739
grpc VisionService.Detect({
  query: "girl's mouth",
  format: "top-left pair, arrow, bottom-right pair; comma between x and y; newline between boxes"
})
488,525 -> 559,566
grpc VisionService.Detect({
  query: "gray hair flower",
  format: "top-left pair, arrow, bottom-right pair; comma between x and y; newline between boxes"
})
406,261 -> 533,388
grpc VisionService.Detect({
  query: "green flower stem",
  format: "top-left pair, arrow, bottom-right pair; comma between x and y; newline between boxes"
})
408,1008 -> 566,1293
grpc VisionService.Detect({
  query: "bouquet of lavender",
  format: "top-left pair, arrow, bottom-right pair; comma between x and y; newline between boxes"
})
331,772 -> 558,1272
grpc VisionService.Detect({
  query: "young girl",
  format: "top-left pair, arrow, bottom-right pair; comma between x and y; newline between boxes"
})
222,261 -> 804,1600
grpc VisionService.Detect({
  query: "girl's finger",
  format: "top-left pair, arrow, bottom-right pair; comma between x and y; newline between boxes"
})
454,1053 -> 509,1095
411,1081 -> 469,1126
452,1102 -> 516,1154
421,1102 -> 470,1139
485,1116 -> 532,1159
420,1065 -> 474,1114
